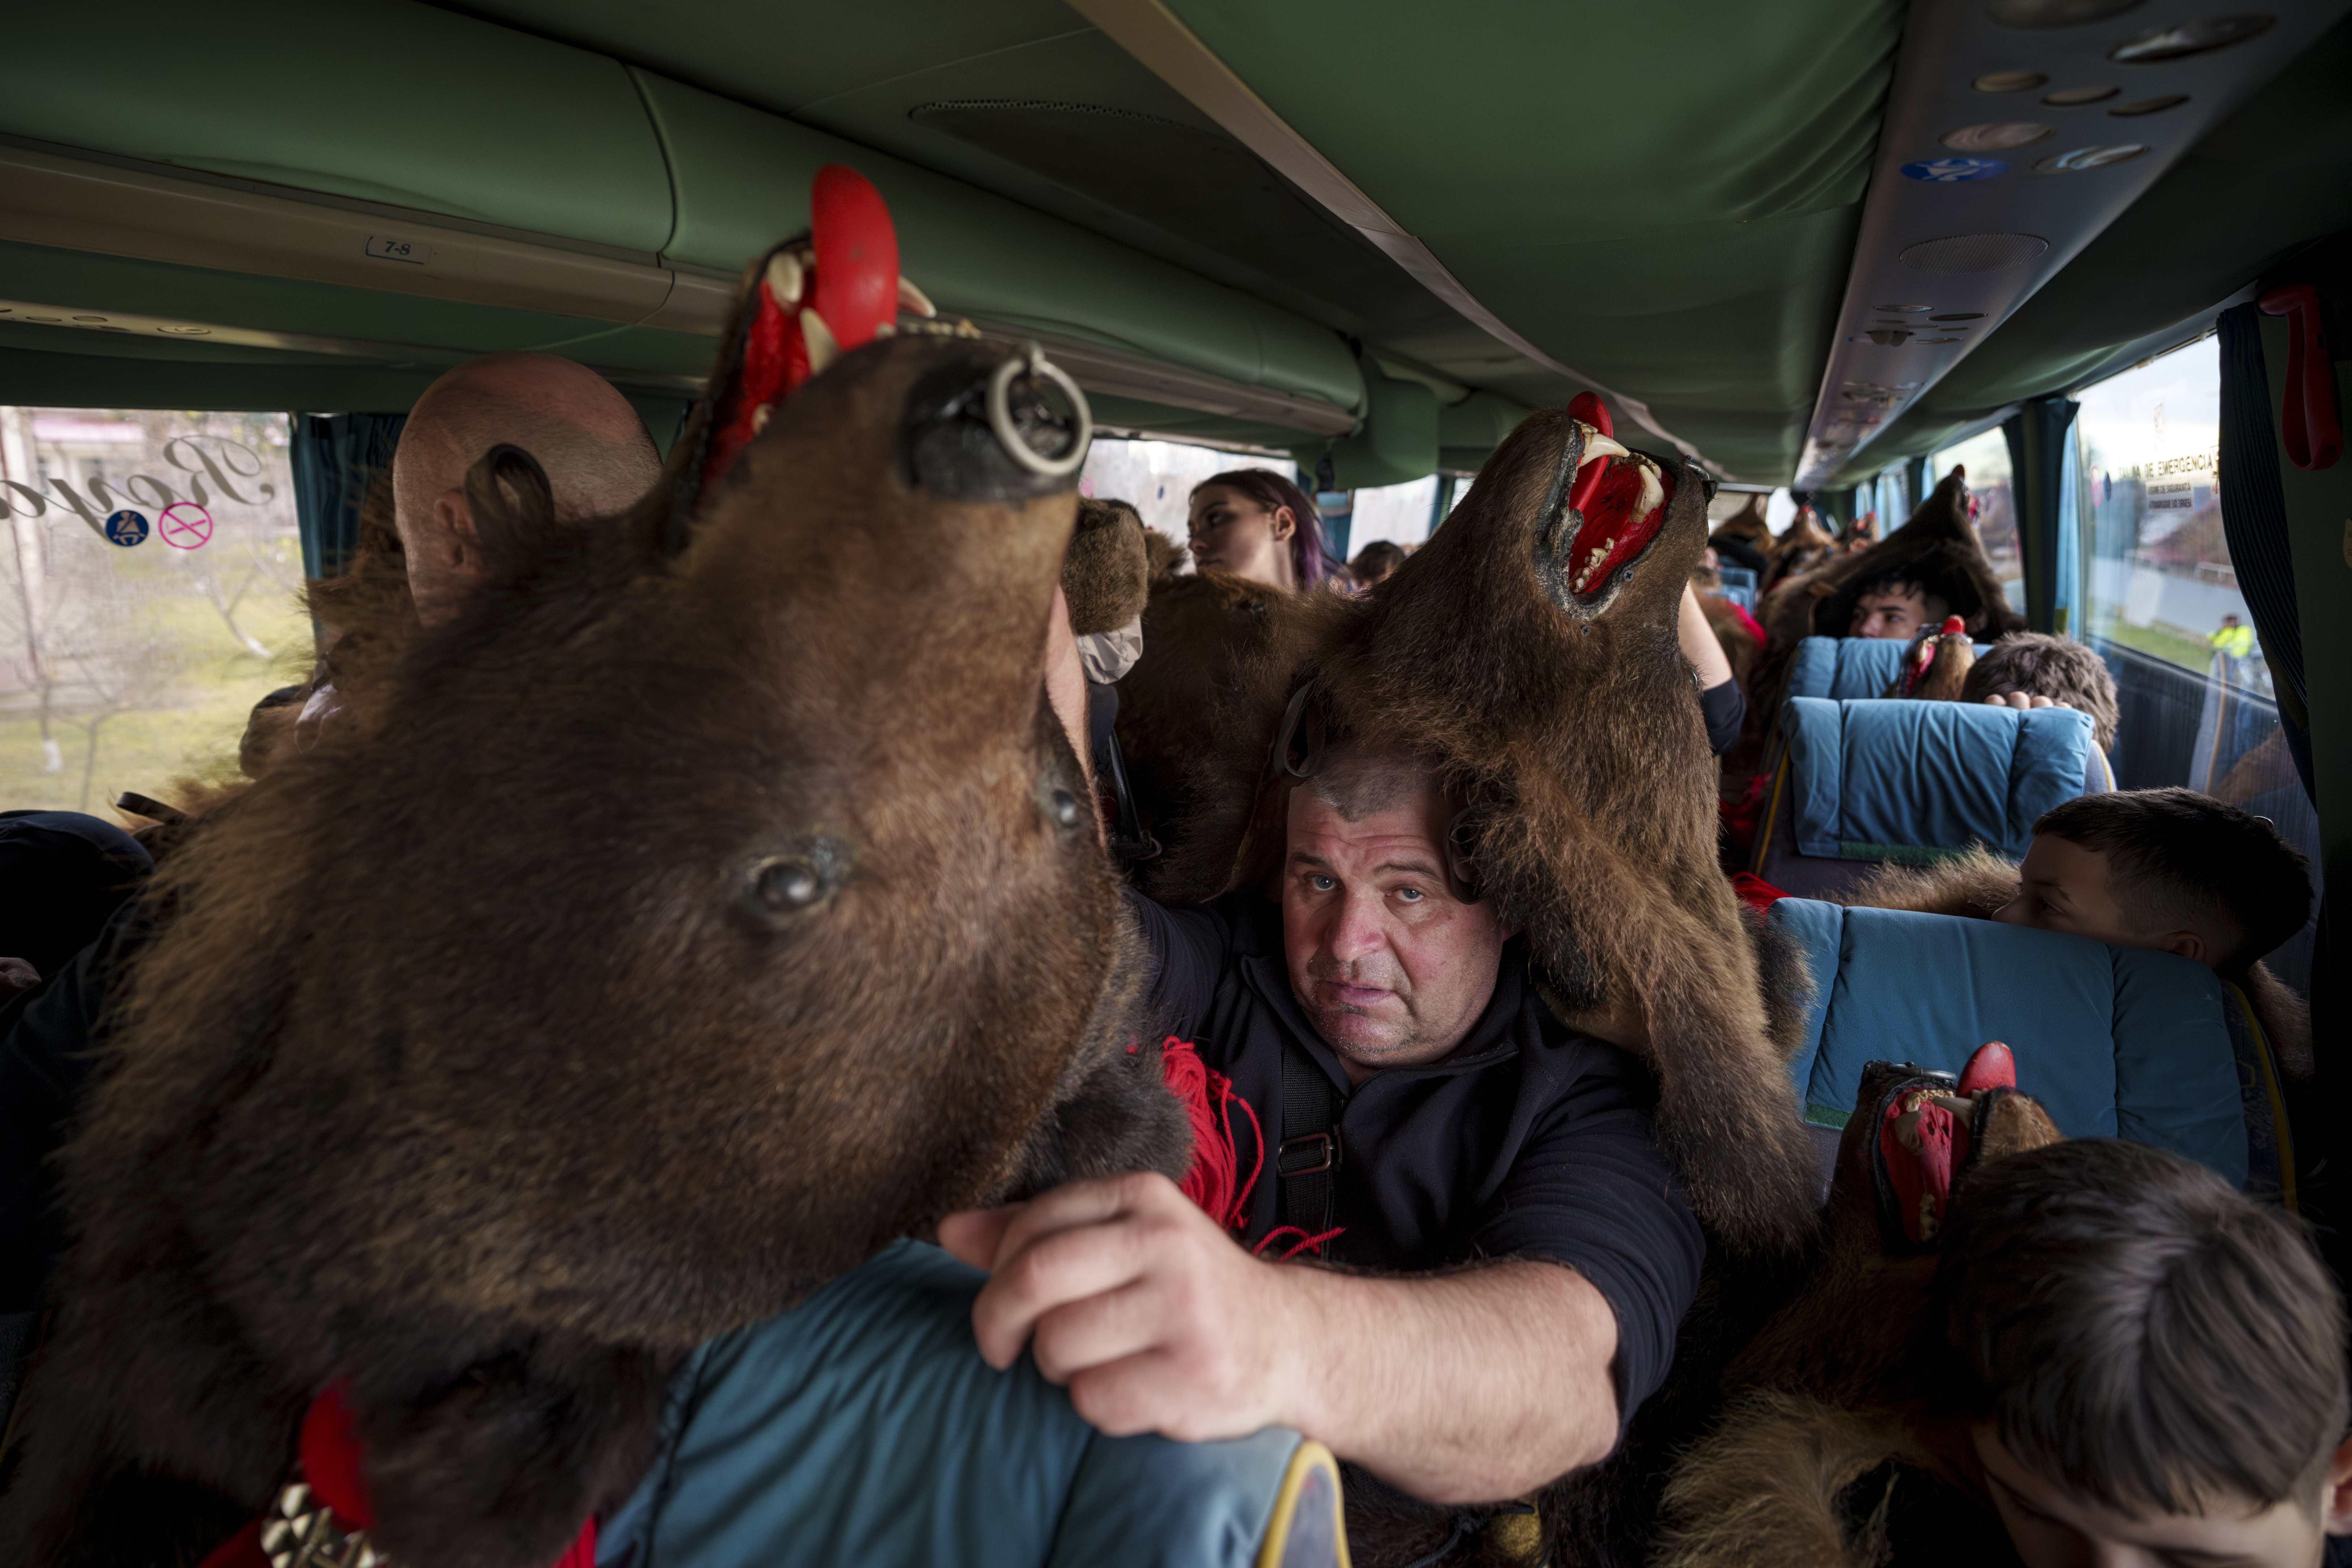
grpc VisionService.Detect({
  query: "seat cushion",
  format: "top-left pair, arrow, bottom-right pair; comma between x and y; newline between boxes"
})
1766,900 -> 2247,1187
1782,698 -> 2097,862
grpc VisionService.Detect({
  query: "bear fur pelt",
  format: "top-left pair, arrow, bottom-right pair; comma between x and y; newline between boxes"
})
1651,1061 -> 2065,1568
1062,496 -> 1151,635
1761,506 -> 1838,594
1758,469 -> 2027,658
1114,568 -> 1354,877
1146,410 -> 1820,1258
0,302 -> 1189,1563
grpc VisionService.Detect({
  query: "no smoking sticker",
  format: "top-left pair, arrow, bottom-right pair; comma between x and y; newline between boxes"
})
159,502 -> 212,549
104,510 -> 148,546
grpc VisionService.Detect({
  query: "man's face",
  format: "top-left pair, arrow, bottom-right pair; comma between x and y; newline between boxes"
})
1850,583 -> 1929,639
1993,834 -> 2207,964
1281,775 -> 1510,1082
1973,1423 -> 2347,1568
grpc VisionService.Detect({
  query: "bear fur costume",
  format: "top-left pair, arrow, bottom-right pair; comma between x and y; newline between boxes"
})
1651,1061 -> 2066,1568
1114,568 -> 1354,876
1757,468 -> 2026,660
1115,411 -> 1823,1568
1144,408 -> 1820,1260
1062,496 -> 1151,636
0,274 -> 1189,1566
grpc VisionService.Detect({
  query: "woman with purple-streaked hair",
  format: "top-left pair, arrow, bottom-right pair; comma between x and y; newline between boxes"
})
1185,468 -> 1335,592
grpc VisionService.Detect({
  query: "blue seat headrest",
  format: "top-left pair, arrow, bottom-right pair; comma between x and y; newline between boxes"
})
1782,697 -> 2096,862
1785,635 -> 1991,701
1767,899 -> 2246,1187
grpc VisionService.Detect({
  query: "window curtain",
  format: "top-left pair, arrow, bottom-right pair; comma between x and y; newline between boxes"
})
2053,421 -> 2082,636
290,413 -> 405,581
2216,302 -> 2315,803
2003,395 -> 2079,636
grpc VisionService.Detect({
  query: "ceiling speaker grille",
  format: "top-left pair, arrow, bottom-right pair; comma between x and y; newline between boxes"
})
1898,233 -> 2050,272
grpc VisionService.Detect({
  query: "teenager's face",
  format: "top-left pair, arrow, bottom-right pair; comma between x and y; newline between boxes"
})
1992,834 -> 2207,966
1974,1423 -> 2352,1568
1188,484 -> 1297,592
1850,584 -> 1930,639
1281,776 -> 1511,1082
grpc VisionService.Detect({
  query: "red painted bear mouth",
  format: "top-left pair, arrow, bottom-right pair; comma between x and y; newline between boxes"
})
1535,423 -> 1672,617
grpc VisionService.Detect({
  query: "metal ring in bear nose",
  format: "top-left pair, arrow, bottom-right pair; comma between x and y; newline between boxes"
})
986,343 -> 1092,478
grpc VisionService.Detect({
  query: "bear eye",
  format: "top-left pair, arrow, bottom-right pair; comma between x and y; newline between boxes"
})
740,835 -> 853,922
758,859 -> 822,910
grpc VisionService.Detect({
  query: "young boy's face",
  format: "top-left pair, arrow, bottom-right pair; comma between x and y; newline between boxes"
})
1974,1423 -> 2352,1568
1992,833 -> 2209,966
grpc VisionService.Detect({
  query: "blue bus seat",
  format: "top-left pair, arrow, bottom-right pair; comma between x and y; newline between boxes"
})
1765,899 -> 2286,1204
1750,698 -> 2107,899
1714,565 -> 1758,611
1782,635 -> 1990,703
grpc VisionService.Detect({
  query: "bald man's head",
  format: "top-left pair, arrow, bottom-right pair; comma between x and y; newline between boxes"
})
392,353 -> 660,624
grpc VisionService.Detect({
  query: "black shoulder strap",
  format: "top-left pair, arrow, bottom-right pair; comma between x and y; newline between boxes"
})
1278,1035 -> 1343,1235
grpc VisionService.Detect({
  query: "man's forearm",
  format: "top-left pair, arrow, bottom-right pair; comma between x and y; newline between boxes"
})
1279,1258 -> 1619,1503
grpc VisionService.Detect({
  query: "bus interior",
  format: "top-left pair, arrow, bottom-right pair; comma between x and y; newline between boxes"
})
1,0 -> 2349,1555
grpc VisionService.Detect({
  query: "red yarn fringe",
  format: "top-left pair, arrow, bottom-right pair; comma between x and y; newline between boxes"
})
1253,1225 -> 1344,1261
1159,1036 -> 1261,1232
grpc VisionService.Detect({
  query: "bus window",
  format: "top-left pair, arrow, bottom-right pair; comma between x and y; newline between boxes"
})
1928,427 -> 2023,614
2072,336 -> 2321,997
0,407 -> 306,815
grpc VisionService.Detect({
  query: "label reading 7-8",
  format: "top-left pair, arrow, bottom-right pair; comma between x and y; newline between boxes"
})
365,235 -> 432,265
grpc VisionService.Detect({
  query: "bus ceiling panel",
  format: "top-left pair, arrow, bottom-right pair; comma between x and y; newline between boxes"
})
1831,11 -> 2352,481
1069,0 -> 1736,474
1793,0 -> 2350,490
0,143 -> 1358,440
631,69 -> 1365,419
449,1 -> 1465,362
0,0 -> 675,255
0,236 -> 718,377
0,144 -> 686,329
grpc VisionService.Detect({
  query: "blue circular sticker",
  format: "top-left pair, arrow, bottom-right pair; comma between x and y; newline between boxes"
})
1902,157 -> 2008,183
104,510 -> 149,546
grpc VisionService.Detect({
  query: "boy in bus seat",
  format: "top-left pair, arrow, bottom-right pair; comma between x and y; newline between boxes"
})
1757,468 -> 2024,662
1961,632 -> 2120,751
1656,1130 -> 2352,1568
1837,789 -> 2314,1079
239,351 -> 660,775
1847,569 -> 1949,641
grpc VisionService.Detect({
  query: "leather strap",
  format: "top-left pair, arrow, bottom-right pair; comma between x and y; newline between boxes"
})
1278,1036 -> 1343,1234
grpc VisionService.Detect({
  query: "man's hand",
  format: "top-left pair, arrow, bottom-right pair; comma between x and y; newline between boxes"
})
940,1173 -> 1623,1501
939,1172 -> 1302,1443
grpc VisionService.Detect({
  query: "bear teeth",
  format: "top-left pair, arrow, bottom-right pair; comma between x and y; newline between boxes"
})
1571,537 -> 1614,595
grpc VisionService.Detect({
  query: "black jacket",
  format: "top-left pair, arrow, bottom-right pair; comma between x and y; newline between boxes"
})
1129,889 -> 1704,1419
